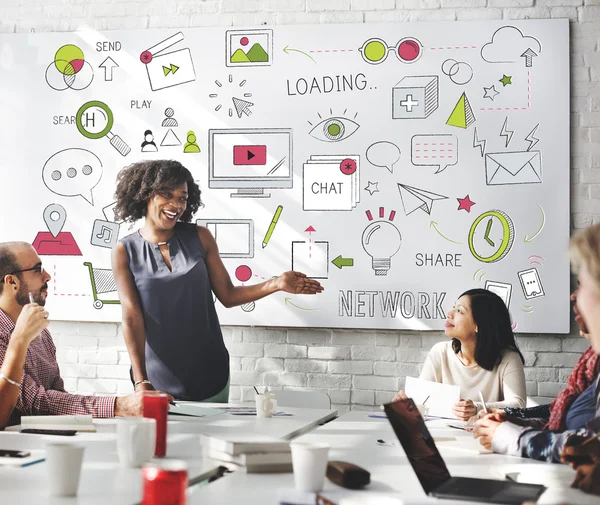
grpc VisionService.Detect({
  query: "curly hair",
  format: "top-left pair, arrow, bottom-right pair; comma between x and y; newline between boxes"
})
113,160 -> 202,223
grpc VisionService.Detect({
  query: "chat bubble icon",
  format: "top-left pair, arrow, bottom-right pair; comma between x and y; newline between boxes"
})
366,141 -> 401,173
411,134 -> 458,174
42,148 -> 102,205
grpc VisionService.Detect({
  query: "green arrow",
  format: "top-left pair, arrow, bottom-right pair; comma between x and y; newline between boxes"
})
430,221 -> 462,244
524,204 -> 545,243
332,255 -> 354,269
284,298 -> 320,311
283,45 -> 316,64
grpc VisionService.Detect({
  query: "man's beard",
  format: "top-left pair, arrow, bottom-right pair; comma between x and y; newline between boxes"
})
16,283 -> 46,307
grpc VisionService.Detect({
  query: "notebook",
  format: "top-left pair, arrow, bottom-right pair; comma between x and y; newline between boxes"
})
20,415 -> 95,432
200,433 -> 290,456
404,377 -> 460,419
383,399 -> 546,504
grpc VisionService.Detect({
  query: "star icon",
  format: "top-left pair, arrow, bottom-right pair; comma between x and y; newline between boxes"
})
365,181 -> 379,195
499,74 -> 512,87
457,195 -> 476,213
483,85 -> 500,101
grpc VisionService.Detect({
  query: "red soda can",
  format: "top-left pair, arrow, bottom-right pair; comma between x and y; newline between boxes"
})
143,392 -> 169,457
141,460 -> 188,505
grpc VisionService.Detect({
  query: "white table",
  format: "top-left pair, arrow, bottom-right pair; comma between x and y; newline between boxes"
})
0,403 -> 337,504
186,411 -> 600,505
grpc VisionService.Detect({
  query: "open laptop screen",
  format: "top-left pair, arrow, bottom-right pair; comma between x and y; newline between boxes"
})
384,399 -> 452,494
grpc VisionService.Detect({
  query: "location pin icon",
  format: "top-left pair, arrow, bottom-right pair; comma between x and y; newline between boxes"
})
43,204 -> 67,238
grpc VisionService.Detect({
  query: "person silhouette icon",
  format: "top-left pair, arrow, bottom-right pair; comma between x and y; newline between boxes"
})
161,108 -> 179,127
141,130 -> 158,152
184,130 -> 200,153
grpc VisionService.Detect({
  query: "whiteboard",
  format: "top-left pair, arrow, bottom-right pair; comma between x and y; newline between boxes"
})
0,19 -> 570,332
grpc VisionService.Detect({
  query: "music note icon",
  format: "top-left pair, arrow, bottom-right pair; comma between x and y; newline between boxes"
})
96,225 -> 113,243
90,220 -> 119,249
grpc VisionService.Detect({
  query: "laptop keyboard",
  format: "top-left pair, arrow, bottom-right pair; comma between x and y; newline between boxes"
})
443,477 -> 510,496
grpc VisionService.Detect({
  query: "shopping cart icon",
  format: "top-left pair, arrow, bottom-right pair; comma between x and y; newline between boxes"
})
83,261 -> 120,309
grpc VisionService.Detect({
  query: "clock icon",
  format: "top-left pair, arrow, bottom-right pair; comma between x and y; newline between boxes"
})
468,210 -> 514,263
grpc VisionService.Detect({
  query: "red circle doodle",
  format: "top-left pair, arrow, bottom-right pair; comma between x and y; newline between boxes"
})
140,51 -> 153,64
397,39 -> 421,62
235,265 -> 252,282
340,158 -> 357,175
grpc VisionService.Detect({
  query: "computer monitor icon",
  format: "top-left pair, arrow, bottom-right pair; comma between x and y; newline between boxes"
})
208,128 -> 293,198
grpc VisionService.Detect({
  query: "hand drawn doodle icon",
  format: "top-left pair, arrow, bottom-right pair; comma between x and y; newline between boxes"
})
45,44 -> 94,91
140,32 -> 196,91
468,210 -> 514,263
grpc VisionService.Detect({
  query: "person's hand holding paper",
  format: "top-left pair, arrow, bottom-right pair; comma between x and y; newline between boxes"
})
404,377 -> 460,419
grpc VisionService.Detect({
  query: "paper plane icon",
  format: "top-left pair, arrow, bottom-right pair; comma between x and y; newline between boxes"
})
163,64 -> 179,76
232,97 -> 254,118
397,183 -> 448,215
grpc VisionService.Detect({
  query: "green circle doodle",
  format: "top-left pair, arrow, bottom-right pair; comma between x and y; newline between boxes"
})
76,101 -> 113,140
468,210 -> 514,263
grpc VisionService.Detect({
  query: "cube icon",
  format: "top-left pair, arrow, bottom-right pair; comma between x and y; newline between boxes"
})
392,76 -> 439,119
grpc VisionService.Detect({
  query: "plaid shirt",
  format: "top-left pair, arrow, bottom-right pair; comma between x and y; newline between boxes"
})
0,309 -> 115,426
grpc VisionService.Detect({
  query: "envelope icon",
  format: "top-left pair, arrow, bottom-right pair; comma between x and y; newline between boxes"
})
485,151 -> 542,186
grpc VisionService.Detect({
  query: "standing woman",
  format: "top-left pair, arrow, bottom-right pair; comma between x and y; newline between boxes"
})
112,160 -> 323,402
394,288 -> 526,419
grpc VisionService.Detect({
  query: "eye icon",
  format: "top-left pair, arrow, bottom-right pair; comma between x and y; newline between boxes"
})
309,117 -> 360,142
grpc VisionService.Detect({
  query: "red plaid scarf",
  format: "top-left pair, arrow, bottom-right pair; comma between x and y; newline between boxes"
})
546,346 -> 600,430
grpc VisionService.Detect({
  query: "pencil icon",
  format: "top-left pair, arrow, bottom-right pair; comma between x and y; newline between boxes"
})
262,205 -> 283,249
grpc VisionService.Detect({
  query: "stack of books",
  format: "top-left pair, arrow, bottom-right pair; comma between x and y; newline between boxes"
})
201,433 -> 292,473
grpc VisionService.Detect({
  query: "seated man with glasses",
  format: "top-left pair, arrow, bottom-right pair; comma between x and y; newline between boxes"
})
0,241 -> 169,427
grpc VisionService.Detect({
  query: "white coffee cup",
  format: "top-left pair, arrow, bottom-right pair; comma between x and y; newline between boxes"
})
117,417 -> 156,467
45,442 -> 85,496
255,393 -> 277,418
290,441 -> 330,492
417,404 -> 429,419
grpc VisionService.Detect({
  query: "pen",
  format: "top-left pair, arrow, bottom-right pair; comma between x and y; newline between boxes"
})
478,390 -> 488,414
582,432 -> 600,446
28,292 -> 35,304
262,205 -> 283,249
169,400 -> 179,407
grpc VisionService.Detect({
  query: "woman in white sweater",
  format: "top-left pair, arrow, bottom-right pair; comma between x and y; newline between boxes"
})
394,288 -> 526,420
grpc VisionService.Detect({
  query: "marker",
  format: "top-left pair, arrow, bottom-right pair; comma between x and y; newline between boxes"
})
262,205 -> 283,249
478,390 -> 488,414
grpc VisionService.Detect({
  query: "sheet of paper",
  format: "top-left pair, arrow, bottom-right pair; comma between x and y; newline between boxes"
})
404,376 -> 460,419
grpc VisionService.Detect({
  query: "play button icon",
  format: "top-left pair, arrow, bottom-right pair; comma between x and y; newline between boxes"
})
233,145 -> 267,165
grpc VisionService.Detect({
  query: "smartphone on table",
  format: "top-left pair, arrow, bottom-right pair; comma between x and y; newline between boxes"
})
0,449 -> 30,458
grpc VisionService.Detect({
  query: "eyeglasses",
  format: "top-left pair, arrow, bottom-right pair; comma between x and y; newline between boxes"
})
359,37 -> 423,65
0,263 -> 44,282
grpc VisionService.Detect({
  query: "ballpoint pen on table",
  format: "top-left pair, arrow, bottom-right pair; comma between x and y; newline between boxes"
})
478,390 -> 488,414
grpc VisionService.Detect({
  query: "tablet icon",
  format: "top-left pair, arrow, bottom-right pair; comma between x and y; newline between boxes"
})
140,32 -> 196,91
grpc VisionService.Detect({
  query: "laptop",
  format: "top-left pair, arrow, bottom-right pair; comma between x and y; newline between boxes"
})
383,399 -> 546,504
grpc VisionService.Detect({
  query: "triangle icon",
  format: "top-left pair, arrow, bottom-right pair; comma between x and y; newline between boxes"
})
171,64 -> 179,74
160,129 -> 182,147
163,65 -> 171,76
247,150 -> 255,160
446,93 -> 476,129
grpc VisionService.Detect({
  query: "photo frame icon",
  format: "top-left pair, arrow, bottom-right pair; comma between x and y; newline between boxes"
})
140,32 -> 196,91
226,29 -> 273,67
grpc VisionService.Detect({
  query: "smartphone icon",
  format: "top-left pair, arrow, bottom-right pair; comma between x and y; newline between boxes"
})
0,449 -> 30,458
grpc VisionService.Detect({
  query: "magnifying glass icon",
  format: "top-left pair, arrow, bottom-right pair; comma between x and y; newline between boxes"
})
76,100 -> 131,156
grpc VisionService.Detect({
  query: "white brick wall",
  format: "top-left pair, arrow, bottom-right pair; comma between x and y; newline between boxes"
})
3,0 -> 594,412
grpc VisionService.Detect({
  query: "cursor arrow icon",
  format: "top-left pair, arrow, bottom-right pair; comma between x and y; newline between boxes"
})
99,56 -> 119,81
232,97 -> 254,118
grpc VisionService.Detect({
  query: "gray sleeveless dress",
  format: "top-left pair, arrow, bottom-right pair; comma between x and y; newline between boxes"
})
120,222 -> 229,401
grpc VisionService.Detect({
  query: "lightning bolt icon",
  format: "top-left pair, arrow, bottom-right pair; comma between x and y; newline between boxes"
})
525,124 -> 540,151
500,117 -> 514,148
473,127 -> 486,157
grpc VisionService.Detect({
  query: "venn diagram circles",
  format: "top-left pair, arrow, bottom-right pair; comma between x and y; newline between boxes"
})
442,59 -> 473,85
45,44 -> 94,91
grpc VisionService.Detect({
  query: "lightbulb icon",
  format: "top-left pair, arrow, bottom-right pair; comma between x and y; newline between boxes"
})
361,220 -> 402,276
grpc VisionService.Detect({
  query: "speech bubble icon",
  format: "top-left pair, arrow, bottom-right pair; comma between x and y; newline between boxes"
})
411,134 -> 458,174
366,141 -> 401,173
42,148 -> 102,205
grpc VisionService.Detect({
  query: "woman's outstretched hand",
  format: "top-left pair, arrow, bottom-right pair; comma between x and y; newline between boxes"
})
278,271 -> 324,295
